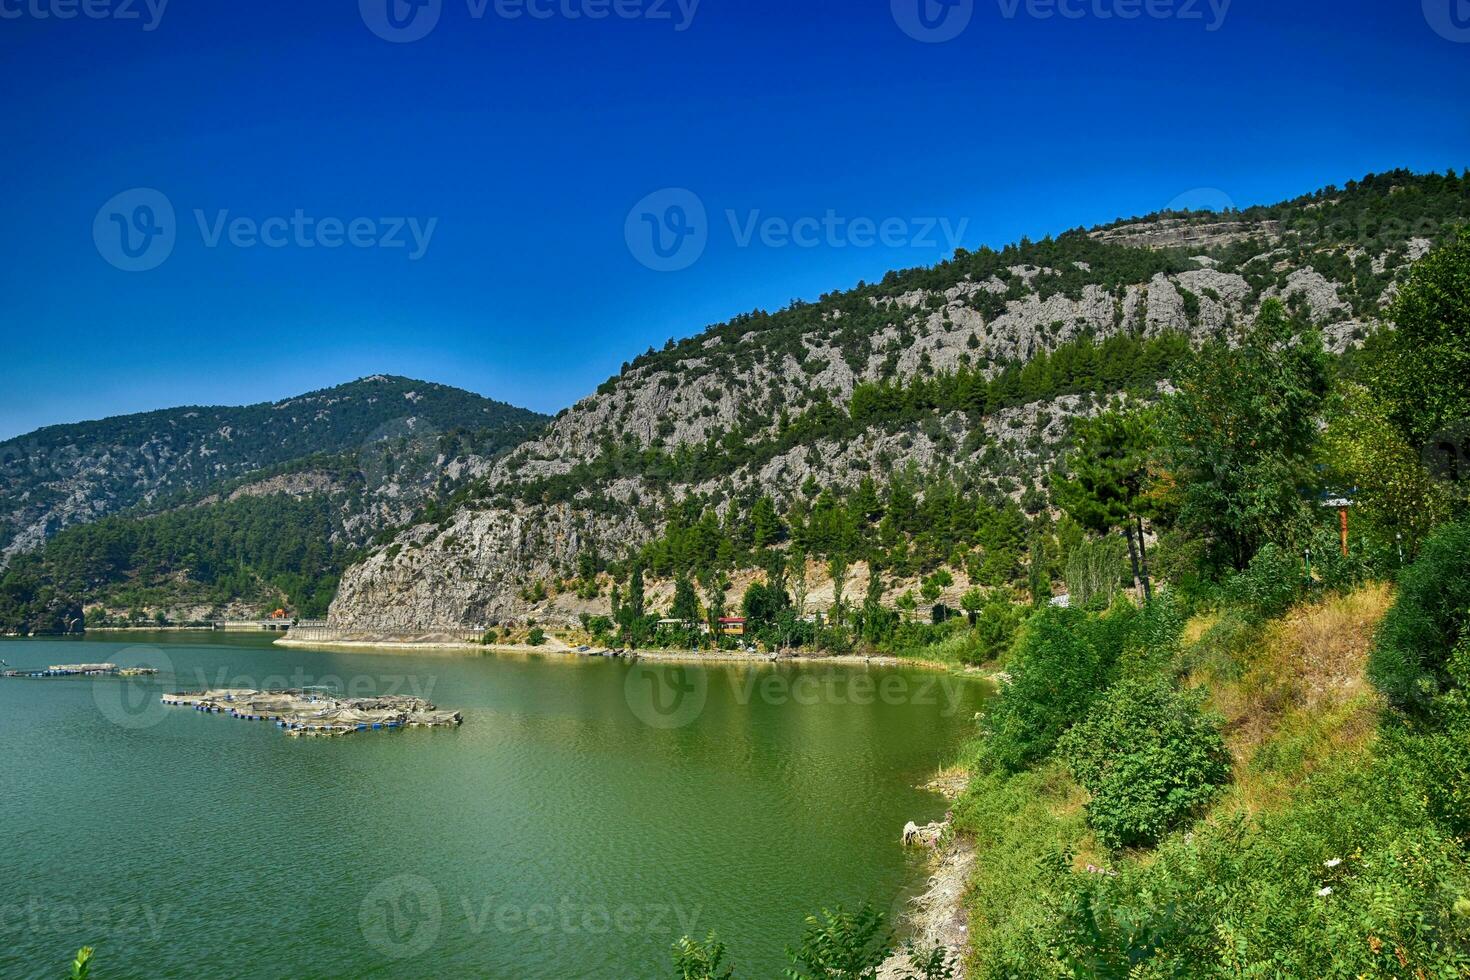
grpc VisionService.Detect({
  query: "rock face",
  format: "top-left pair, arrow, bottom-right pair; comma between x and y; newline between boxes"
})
325,179 -> 1458,635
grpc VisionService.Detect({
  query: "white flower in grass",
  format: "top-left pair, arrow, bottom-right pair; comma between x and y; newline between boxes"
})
1324,858 -> 1343,868
1317,886 -> 1334,897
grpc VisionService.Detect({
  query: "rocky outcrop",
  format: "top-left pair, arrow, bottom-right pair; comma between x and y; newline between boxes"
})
325,187 -> 1439,636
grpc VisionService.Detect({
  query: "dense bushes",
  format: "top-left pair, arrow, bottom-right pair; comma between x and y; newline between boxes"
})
1048,740 -> 1470,978
1224,542 -> 1306,621
1060,678 -> 1229,849
1369,518 -> 1470,713
982,607 -> 1108,771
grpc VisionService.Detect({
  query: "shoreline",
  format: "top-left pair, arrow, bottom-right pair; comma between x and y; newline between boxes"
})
85,626 -> 219,632
272,634 -> 979,675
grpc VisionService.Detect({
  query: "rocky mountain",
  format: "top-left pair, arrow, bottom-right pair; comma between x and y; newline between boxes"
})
0,376 -> 547,567
292,172 -> 1470,634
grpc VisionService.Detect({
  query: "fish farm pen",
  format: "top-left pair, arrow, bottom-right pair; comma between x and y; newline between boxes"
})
161,689 -> 464,737
1,663 -> 160,679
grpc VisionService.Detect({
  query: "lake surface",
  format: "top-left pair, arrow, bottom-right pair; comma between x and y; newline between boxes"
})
0,633 -> 988,979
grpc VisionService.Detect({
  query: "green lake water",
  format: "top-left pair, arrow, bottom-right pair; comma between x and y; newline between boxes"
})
0,633 -> 989,979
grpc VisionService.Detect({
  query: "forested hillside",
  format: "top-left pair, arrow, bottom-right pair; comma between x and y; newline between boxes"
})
0,375 -> 546,565
325,169 -> 1470,638
0,378 -> 547,633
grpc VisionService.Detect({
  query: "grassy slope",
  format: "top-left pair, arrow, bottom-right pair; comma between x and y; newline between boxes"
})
949,584 -> 1470,978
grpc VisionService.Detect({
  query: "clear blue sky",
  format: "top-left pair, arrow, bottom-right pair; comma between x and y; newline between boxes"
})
2,0 -> 1468,439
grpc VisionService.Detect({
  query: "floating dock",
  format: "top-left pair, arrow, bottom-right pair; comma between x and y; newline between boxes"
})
2,663 -> 159,679
161,688 -> 463,737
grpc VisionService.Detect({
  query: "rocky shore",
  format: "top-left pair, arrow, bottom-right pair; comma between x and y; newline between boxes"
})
881,774 -> 975,978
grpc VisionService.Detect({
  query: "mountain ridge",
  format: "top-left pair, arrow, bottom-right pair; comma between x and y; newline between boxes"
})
322,169 -> 1470,636
0,374 -> 548,566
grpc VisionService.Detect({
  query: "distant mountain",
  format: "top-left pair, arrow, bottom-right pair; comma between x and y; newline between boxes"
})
319,169 -> 1470,635
0,375 -> 547,565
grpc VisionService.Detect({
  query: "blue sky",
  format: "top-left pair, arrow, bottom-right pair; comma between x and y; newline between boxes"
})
1,0 -> 1468,439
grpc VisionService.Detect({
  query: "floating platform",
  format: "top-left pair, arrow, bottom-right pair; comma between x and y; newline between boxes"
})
161,688 -> 463,738
2,663 -> 159,679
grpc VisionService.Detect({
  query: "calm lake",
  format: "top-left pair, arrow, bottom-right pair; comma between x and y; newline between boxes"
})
0,633 -> 988,979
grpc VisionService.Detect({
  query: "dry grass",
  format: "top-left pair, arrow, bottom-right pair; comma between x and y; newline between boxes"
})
1195,583 -> 1394,814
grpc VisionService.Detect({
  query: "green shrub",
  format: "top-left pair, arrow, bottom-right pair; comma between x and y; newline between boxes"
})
1060,678 -> 1229,849
983,607 -> 1106,772
1051,744 -> 1470,977
1224,543 -> 1305,620
672,933 -> 734,979
527,627 -> 547,646
785,904 -> 893,980
1368,518 -> 1470,714
1081,595 -> 1139,671
974,599 -> 1023,663
1118,590 -> 1188,678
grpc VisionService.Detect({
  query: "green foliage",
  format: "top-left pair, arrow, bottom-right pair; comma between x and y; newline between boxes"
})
785,904 -> 893,980
673,933 -> 735,980
1369,518 -> 1470,714
983,607 -> 1107,771
1049,747 -> 1470,978
1060,679 -> 1230,849
973,599 -> 1024,664
1367,229 -> 1470,449
526,627 -> 546,646
671,574 -> 700,622
1064,535 -> 1128,611
1052,409 -> 1156,535
1223,542 -> 1306,621
69,947 -> 94,980
0,489 -> 363,630
1320,384 -> 1456,557
1163,301 -> 1330,572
